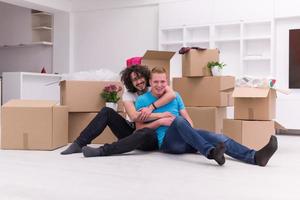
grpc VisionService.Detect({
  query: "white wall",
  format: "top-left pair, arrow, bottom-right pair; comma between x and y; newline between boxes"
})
71,5 -> 158,73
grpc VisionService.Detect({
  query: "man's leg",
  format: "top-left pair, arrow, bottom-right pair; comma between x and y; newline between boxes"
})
61,107 -> 135,155
194,128 -> 278,166
161,116 -> 226,166
82,128 -> 158,157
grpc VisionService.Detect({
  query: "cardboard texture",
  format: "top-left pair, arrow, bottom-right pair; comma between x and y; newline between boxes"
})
142,50 -> 175,82
182,49 -> 219,77
68,113 -> 118,144
233,87 -> 276,120
1,100 -> 68,150
173,76 -> 235,107
186,107 -> 226,133
223,119 -> 275,150
60,80 -> 123,112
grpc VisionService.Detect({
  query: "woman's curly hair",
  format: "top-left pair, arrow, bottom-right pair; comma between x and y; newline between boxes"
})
120,64 -> 151,93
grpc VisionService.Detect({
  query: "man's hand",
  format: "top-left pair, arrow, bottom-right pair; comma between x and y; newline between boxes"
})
158,115 -> 176,126
137,107 -> 153,122
159,112 -> 174,119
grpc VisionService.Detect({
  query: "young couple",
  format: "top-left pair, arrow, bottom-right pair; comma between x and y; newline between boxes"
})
61,65 -> 278,167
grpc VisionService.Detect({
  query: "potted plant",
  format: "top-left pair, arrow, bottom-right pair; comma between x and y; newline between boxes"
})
207,61 -> 226,76
101,84 -> 122,111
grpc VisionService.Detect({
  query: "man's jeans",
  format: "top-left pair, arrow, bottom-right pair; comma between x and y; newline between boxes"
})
161,116 -> 256,164
75,107 -> 135,146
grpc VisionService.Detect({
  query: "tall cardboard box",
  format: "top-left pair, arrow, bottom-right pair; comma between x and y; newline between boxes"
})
186,107 -> 226,133
60,80 -> 123,112
173,76 -> 235,107
233,87 -> 276,120
68,113 -> 118,144
142,50 -> 175,82
1,100 -> 68,150
223,119 -> 275,150
182,49 -> 219,77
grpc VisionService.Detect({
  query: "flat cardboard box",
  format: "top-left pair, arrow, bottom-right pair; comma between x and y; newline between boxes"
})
223,119 -> 275,150
182,48 -> 219,77
142,50 -> 175,82
1,100 -> 68,150
173,76 -> 235,107
68,113 -> 118,144
60,80 -> 123,112
186,107 -> 226,133
233,87 -> 276,120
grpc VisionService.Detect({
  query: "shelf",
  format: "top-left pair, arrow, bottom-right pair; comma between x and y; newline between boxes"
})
243,56 -> 270,61
214,38 -> 240,42
185,26 -> 209,42
160,41 -> 184,45
31,11 -> 51,16
32,26 -> 52,30
0,42 -> 53,48
243,36 -> 271,41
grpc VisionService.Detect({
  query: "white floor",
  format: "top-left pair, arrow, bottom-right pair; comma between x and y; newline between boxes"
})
0,135 -> 299,200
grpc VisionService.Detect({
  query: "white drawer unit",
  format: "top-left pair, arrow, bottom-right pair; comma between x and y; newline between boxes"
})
2,72 -> 62,104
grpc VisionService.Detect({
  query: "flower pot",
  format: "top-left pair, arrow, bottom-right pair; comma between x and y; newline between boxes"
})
105,102 -> 118,111
211,66 -> 223,76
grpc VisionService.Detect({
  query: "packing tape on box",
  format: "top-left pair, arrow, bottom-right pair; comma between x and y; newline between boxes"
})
23,132 -> 29,149
248,108 -> 254,120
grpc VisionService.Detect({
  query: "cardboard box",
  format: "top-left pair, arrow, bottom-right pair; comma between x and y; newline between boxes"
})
142,50 -> 175,82
1,100 -> 68,150
186,107 -> 226,133
223,119 -> 275,150
173,76 -> 235,107
60,80 -> 123,112
182,49 -> 219,77
233,87 -> 276,120
68,113 -> 118,144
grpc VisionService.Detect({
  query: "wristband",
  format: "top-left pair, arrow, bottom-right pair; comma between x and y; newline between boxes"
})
152,102 -> 157,109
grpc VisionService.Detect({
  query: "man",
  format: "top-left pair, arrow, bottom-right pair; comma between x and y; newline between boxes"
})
61,64 -> 175,155
84,66 -> 278,167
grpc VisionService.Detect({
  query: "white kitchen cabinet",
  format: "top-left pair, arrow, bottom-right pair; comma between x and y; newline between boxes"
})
2,72 -> 62,104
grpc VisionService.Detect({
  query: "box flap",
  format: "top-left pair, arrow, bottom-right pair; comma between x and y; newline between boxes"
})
3,99 -> 58,108
232,87 -> 271,98
142,50 -> 175,61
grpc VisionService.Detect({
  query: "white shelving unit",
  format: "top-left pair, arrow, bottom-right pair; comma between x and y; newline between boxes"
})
31,11 -> 53,45
2,72 -> 62,104
159,19 -> 274,78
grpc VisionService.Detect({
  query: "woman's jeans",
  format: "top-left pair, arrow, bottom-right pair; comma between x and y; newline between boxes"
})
161,116 -> 256,164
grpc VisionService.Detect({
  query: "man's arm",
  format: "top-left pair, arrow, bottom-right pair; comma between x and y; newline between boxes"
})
138,86 -> 176,121
135,115 -> 175,130
179,109 -> 194,127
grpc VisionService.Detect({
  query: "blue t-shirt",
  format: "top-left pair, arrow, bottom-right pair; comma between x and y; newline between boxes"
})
135,91 -> 185,148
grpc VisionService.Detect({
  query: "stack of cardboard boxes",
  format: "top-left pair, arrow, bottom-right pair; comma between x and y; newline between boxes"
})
223,87 -> 276,150
60,80 -> 124,144
173,49 -> 235,133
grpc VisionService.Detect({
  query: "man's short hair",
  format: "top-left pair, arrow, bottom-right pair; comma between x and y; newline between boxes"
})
151,66 -> 166,78
120,64 -> 150,93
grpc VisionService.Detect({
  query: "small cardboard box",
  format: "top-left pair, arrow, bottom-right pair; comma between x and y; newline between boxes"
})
186,107 -> 226,133
173,76 -> 235,107
142,50 -> 175,82
60,80 -> 123,112
233,87 -> 276,120
182,48 -> 219,77
223,119 -> 275,150
1,100 -> 68,150
68,112 -> 118,144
